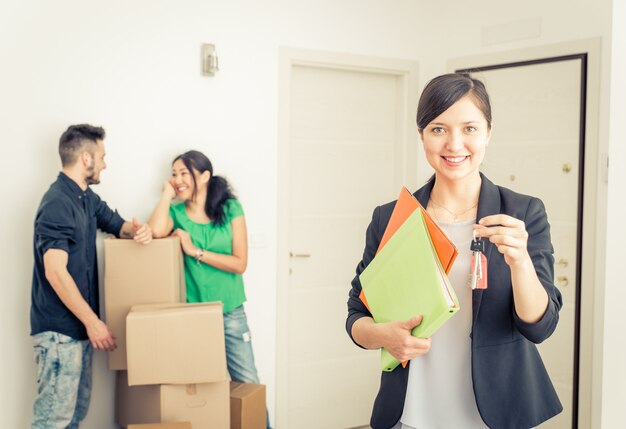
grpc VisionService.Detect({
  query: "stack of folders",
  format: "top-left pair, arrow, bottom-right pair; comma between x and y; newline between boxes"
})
359,187 -> 460,372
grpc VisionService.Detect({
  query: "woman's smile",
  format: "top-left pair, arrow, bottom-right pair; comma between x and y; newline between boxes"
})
441,155 -> 470,166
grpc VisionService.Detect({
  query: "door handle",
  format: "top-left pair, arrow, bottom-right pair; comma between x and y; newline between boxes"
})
556,258 -> 569,268
557,276 -> 569,287
290,252 -> 311,258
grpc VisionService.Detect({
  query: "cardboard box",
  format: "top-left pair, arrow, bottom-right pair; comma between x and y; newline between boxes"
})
117,372 -> 229,429
126,302 -> 227,386
230,382 -> 266,429
104,237 -> 185,370
128,423 -> 191,429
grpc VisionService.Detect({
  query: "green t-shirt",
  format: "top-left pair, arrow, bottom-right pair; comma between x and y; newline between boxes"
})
169,199 -> 246,312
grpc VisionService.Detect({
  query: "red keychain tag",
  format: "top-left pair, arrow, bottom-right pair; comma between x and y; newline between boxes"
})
469,233 -> 488,290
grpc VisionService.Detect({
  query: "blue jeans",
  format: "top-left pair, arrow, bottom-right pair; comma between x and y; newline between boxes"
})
223,305 -> 271,429
31,331 -> 93,429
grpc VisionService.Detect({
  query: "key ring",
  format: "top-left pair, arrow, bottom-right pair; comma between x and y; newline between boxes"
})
469,229 -> 488,290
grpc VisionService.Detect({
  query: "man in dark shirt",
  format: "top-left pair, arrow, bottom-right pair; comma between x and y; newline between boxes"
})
30,124 -> 152,428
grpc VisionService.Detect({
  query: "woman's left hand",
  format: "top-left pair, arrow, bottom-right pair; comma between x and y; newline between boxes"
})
474,214 -> 532,269
171,229 -> 196,256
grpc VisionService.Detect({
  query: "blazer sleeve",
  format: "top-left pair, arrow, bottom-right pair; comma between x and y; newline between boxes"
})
346,205 -> 382,348
512,197 -> 563,343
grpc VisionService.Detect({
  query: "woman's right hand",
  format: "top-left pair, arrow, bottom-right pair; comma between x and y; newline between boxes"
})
380,315 -> 432,361
162,180 -> 176,200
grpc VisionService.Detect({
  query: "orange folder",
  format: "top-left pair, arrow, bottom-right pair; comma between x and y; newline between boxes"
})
359,187 -> 458,368
382,187 -> 458,272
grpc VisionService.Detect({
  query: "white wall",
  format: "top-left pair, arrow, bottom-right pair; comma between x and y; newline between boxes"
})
601,0 -> 626,427
0,0 -> 622,428
0,1 -> 428,428
404,0 -> 613,184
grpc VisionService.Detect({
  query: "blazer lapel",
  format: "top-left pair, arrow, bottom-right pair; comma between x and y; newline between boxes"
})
473,173 -> 501,323
414,177 -> 435,209
413,174 -> 501,324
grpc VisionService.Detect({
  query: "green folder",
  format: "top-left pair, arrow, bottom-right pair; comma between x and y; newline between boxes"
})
359,209 -> 459,372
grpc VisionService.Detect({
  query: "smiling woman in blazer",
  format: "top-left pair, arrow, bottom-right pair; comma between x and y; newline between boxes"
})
346,73 -> 563,429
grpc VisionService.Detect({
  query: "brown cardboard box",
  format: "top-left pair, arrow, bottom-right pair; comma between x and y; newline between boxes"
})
128,423 -> 191,429
230,382 -> 266,429
104,237 -> 185,370
117,371 -> 229,429
126,302 -> 227,386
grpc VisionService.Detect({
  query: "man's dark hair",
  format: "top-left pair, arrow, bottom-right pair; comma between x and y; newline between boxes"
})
59,124 -> 106,167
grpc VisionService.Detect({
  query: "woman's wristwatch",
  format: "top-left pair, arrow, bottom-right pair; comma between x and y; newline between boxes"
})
194,248 -> 205,264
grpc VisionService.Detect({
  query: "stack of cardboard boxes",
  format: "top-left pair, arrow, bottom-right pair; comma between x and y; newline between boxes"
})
104,237 -> 266,429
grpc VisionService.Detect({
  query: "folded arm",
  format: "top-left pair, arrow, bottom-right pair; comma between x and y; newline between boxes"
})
172,216 -> 248,274
148,182 -> 175,238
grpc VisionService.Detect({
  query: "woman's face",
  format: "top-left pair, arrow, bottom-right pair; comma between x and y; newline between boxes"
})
170,159 -> 200,201
420,94 -> 491,183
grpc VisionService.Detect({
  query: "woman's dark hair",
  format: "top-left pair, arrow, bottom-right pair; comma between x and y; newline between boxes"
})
416,73 -> 492,130
173,150 -> 236,226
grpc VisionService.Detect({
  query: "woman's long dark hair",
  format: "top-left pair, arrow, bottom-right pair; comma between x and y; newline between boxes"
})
173,150 -> 236,226
416,73 -> 492,131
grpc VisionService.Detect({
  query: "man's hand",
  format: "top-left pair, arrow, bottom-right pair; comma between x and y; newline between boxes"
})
85,318 -> 117,351
131,218 -> 152,244
44,249 -> 117,351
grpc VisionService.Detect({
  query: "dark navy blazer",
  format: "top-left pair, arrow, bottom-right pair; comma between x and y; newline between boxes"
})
346,174 -> 563,429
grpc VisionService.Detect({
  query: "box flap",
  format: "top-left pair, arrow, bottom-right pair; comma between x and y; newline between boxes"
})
229,382 -> 266,429
230,382 -> 266,400
127,303 -> 227,385
162,381 -> 230,429
130,301 -> 222,313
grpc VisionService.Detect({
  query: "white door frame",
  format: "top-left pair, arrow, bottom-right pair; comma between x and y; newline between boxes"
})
447,38 -> 602,429
276,47 -> 419,428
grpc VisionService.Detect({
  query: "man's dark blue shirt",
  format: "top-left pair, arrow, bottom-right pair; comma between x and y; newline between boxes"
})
31,172 -> 124,340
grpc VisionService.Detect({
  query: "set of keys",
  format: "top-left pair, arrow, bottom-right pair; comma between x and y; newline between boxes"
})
469,231 -> 488,290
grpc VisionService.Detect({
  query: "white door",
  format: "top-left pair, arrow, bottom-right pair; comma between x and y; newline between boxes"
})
460,57 -> 584,429
277,49 -> 418,429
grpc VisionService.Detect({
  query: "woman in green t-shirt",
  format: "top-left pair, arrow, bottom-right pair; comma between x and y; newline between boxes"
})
149,150 -> 269,428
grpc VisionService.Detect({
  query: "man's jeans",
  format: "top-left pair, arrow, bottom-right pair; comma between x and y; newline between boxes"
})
223,305 -> 271,429
31,331 -> 93,429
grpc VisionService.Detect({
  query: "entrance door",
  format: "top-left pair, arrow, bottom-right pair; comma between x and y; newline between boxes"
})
457,56 -> 586,429
277,49 -> 418,429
